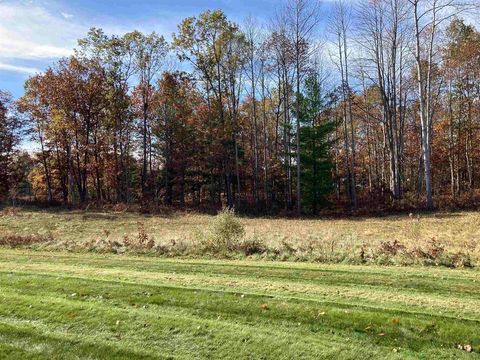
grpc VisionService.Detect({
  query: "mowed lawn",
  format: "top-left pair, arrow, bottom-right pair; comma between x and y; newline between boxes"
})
0,249 -> 479,359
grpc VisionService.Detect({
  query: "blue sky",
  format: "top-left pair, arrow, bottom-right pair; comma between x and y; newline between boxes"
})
0,0 -> 300,98
3,0 -> 478,100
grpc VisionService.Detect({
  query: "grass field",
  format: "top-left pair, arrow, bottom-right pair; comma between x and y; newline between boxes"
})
1,208 -> 480,265
1,208 -> 480,358
0,249 -> 479,359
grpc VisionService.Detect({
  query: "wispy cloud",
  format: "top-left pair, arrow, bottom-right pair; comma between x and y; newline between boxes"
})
0,1 -> 81,60
0,1 -> 178,63
0,63 -> 40,75
61,11 -> 74,20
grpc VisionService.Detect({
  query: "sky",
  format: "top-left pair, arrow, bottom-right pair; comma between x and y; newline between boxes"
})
0,0 -> 347,152
0,0 -> 320,99
2,0 -> 478,100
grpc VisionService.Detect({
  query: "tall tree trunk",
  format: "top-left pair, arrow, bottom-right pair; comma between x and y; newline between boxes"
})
295,50 -> 302,215
37,124 -> 53,203
412,0 -> 434,210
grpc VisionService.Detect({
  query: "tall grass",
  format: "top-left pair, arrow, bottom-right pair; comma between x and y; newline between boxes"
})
0,207 -> 478,267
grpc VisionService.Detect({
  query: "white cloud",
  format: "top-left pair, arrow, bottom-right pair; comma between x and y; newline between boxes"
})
61,11 -> 74,20
0,1 -> 177,63
0,62 -> 40,75
0,0 -> 193,77
0,1 -> 82,60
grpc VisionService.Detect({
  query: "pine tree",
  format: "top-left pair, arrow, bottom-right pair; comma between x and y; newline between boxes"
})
298,73 -> 335,214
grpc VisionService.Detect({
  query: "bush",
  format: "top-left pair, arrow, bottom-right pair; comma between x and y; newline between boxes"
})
379,239 -> 406,256
202,208 -> 246,252
238,236 -> 266,256
412,238 -> 444,260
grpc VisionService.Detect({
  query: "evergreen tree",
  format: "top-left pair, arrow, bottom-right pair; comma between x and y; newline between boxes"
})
298,73 -> 335,214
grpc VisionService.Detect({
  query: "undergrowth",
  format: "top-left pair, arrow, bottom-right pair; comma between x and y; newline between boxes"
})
0,207 -> 476,268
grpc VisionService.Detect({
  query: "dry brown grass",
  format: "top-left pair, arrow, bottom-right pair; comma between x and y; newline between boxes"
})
1,207 -> 479,266
0,234 -> 53,246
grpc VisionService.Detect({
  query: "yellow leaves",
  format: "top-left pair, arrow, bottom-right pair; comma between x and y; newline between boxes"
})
50,108 -> 68,132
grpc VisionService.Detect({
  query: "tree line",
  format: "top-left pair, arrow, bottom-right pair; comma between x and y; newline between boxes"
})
1,0 -> 479,214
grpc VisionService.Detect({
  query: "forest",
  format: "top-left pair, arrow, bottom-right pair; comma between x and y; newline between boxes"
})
1,0 -> 480,215
3,1 -> 480,358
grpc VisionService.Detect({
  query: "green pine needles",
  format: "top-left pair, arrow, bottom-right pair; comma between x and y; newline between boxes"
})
298,72 -> 336,214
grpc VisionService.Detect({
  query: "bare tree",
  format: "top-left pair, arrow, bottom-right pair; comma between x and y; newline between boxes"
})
330,0 -> 357,208
128,31 -> 168,201
357,0 -> 411,201
268,12 -> 295,209
285,0 -> 321,214
407,0 -> 475,209
243,16 -> 262,211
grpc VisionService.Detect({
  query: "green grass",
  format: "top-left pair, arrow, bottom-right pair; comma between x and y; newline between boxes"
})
0,249 -> 479,359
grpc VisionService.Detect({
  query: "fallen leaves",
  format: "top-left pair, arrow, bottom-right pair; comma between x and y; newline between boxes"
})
457,344 -> 473,353
260,303 -> 268,310
66,312 -> 76,320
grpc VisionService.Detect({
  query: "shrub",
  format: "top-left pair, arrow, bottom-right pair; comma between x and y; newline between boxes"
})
238,236 -> 266,256
412,238 -> 445,262
202,208 -> 245,252
84,239 -> 124,254
449,252 -> 474,268
121,222 -> 155,252
379,240 -> 406,256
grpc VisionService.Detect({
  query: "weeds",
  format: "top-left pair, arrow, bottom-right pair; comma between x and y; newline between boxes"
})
237,236 -> 266,256
374,238 -> 474,268
78,222 -> 157,254
412,238 -> 445,260
0,207 -> 477,268
0,234 -> 53,247
379,240 -> 406,256
0,207 -> 20,216
122,222 -> 156,251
